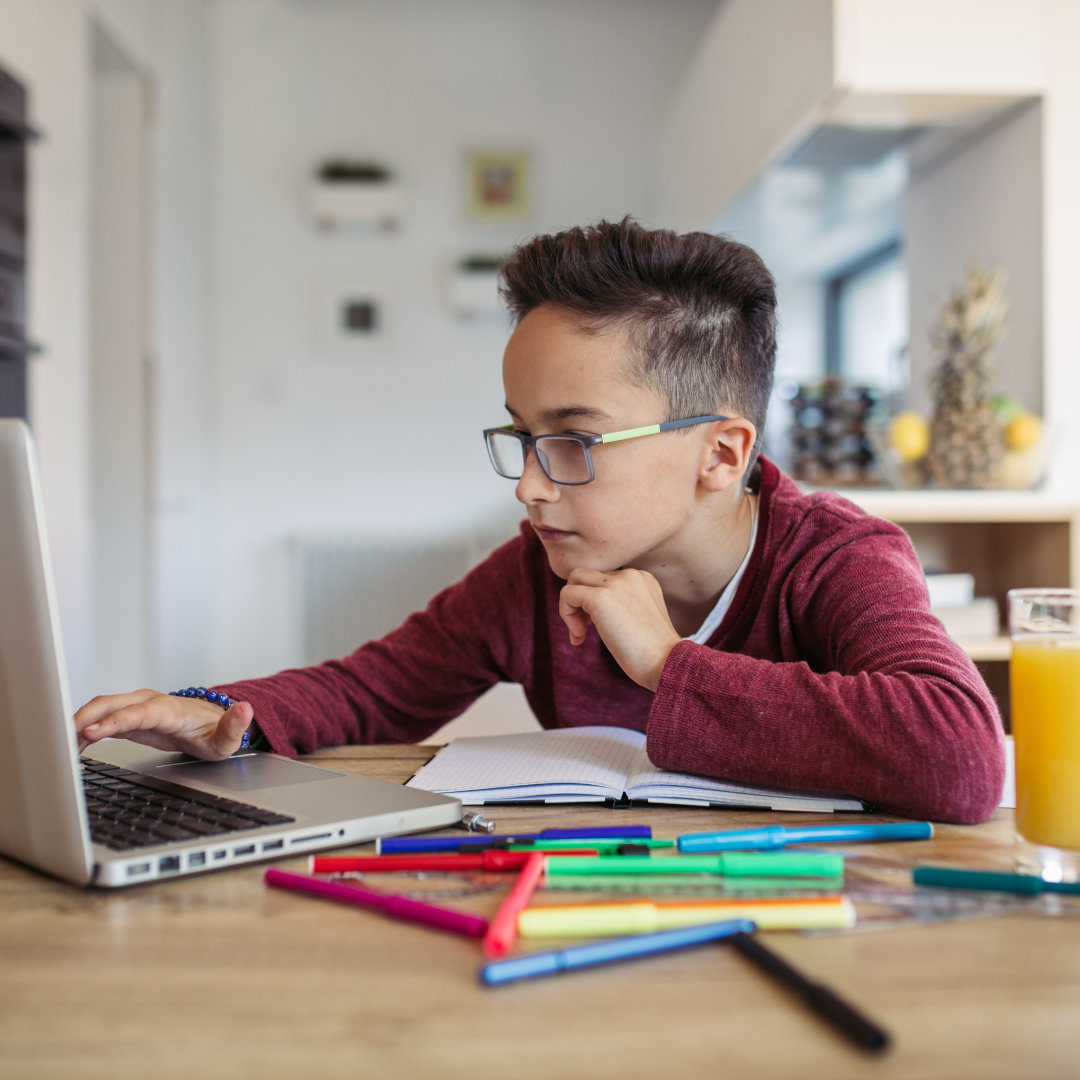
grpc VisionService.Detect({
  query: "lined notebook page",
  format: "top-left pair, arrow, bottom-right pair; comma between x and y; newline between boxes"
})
407,726 -> 647,803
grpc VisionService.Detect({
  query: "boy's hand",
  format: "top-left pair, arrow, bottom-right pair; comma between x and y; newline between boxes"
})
558,568 -> 681,692
74,690 -> 253,761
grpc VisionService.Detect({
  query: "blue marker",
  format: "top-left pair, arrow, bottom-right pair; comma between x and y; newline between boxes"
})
678,821 -> 933,854
378,825 -> 652,854
479,919 -> 755,986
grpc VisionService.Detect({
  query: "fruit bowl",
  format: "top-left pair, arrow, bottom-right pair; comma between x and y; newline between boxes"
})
870,408 -> 1048,491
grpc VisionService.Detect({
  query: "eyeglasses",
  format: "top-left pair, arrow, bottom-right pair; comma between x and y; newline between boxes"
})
483,415 -> 731,486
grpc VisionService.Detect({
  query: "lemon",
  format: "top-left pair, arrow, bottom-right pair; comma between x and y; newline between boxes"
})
888,411 -> 930,463
1005,411 -> 1042,452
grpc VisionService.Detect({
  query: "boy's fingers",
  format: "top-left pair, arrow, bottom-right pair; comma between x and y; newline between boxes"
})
558,584 -> 596,646
74,689 -> 158,733
80,694 -> 218,744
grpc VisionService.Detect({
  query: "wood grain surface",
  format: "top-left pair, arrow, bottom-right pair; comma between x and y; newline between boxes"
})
2,744 -> 1077,1080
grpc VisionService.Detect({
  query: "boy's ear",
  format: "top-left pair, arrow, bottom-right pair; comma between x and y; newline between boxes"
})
699,418 -> 757,491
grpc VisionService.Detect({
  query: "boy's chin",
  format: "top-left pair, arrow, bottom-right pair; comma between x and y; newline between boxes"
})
542,548 -> 622,581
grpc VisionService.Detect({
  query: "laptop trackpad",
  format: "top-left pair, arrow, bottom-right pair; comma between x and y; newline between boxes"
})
154,754 -> 339,792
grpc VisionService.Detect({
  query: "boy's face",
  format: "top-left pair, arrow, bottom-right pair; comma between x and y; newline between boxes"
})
500,304 -> 718,581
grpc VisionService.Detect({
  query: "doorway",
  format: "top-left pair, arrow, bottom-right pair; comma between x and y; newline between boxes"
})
88,24 -> 153,690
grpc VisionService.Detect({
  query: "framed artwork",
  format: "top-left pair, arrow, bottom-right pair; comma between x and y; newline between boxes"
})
464,149 -> 532,222
314,281 -> 390,356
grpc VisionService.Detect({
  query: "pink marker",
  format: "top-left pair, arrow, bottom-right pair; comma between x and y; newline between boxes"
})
264,867 -> 488,939
482,851 -> 546,958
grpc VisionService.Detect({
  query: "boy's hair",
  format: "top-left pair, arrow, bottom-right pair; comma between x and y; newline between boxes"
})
499,217 -> 776,462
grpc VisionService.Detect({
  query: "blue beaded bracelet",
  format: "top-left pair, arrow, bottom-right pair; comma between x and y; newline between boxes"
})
170,687 -> 250,749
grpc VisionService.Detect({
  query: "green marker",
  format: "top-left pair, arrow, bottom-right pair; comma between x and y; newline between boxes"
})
545,852 -> 844,879
542,874 -> 843,895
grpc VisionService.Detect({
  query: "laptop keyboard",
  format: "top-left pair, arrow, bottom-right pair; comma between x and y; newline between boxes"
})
81,757 -> 295,852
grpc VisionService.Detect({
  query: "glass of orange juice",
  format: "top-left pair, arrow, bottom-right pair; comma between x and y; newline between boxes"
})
1008,588 -> 1080,882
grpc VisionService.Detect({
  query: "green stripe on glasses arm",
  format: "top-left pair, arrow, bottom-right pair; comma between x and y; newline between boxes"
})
599,424 -> 662,444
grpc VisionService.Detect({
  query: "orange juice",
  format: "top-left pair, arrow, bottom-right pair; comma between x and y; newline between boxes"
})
1010,636 -> 1080,849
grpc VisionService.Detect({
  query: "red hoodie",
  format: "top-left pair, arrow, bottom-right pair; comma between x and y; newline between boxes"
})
219,458 -> 1005,824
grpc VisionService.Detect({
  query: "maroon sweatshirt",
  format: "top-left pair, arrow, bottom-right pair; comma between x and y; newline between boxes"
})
219,458 -> 1005,824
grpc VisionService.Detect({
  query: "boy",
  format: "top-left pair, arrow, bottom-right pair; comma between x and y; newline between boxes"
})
76,218 -> 1005,823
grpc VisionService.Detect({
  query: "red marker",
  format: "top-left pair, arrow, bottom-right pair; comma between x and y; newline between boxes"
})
482,851 -> 546,959
310,850 -> 596,875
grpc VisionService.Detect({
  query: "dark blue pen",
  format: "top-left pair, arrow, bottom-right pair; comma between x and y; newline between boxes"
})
377,825 -> 652,854
678,822 -> 933,853
479,918 -> 755,986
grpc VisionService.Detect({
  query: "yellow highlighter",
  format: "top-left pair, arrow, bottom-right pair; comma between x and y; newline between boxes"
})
517,896 -> 855,937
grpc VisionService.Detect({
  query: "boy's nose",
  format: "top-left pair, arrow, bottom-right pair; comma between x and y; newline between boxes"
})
514,447 -> 558,504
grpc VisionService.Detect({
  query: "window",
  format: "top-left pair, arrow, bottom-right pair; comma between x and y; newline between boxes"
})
826,243 -> 907,394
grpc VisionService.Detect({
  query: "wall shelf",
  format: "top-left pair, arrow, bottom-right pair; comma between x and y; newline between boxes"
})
306,180 -> 402,230
446,268 -> 502,318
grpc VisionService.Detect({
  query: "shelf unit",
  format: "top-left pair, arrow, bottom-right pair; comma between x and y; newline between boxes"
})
822,486 -> 1080,725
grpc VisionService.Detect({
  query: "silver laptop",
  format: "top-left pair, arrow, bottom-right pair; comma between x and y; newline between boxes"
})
0,418 -> 461,887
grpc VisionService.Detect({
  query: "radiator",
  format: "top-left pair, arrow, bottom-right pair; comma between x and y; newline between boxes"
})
293,536 -> 474,664
292,522 -> 542,740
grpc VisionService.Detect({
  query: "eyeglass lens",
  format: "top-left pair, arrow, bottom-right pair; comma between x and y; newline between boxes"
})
487,431 -> 592,484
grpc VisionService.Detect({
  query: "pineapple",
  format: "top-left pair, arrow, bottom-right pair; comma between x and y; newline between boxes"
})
924,266 -> 1009,489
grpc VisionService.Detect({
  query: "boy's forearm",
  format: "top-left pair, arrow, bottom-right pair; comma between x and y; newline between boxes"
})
646,641 -> 1005,824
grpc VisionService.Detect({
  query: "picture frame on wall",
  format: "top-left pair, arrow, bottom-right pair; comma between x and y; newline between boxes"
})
464,149 -> 531,223
314,280 -> 391,357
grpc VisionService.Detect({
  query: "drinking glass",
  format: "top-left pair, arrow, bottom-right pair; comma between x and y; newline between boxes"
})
1008,588 -> 1080,882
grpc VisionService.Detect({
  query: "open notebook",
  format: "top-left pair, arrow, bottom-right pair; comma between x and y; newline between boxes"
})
407,726 -> 865,812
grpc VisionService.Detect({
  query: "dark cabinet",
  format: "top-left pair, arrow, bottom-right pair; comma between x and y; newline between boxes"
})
0,64 -> 36,420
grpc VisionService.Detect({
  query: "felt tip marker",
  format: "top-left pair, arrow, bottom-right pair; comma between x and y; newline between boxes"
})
912,866 -> 1080,895
479,918 -> 755,986
376,825 -> 651,854
517,896 -> 856,937
678,822 -> 933,853
544,852 -> 844,879
505,838 -> 674,853
482,851 -> 546,958
309,850 -> 596,875
263,867 -> 488,938
727,931 -> 891,1054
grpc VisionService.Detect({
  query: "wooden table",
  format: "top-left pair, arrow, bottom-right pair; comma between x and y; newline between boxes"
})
2,744 -> 1078,1080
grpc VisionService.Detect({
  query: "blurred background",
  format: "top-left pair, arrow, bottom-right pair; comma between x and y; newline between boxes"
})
1,0 -> 1077,737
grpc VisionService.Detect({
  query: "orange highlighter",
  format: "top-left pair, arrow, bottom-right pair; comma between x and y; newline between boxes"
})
482,850 -> 546,958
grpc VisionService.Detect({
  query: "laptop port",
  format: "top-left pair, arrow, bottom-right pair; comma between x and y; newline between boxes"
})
289,832 -> 332,844
234,844 -> 256,856
158,855 -> 181,874
126,862 -> 151,877
262,839 -> 284,852
188,851 -> 206,868
212,850 -> 228,861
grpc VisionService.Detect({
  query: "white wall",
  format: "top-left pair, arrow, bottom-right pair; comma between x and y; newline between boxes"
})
1040,0 -> 1080,495
905,102 -> 1043,419
205,0 -> 720,685
0,0 -> 215,703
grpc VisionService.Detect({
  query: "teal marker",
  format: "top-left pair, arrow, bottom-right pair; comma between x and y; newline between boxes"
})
913,866 -> 1080,895
545,852 -> 844,879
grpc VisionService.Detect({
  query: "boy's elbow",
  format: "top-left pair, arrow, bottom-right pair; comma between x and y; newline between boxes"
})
880,741 -> 1007,825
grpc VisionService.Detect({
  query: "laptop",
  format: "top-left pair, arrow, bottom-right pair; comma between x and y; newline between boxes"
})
0,418 -> 461,887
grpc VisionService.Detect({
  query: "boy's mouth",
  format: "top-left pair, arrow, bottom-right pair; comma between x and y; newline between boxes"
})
532,524 -> 576,543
